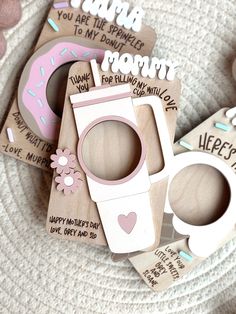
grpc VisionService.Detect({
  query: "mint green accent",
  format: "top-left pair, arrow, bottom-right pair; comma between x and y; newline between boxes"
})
47,18 -> 59,32
178,140 -> 193,151
214,122 -> 231,132
179,251 -> 193,262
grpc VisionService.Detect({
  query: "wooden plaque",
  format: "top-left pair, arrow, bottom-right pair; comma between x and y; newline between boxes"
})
130,108 -> 236,291
0,0 -> 157,171
46,61 -> 181,247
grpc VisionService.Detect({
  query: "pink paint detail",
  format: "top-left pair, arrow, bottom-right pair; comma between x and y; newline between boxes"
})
118,212 -> 137,234
89,84 -> 110,91
72,92 -> 132,108
50,148 -> 76,174
77,115 -> 146,186
55,169 -> 83,195
21,41 -> 105,141
53,2 -> 69,9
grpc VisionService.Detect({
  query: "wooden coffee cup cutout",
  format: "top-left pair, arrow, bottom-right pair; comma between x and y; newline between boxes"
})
165,151 -> 236,257
46,60 -> 181,248
18,36 -> 105,143
70,60 -> 174,253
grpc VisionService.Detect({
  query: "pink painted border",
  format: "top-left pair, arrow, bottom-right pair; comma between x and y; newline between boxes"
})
89,85 -> 110,91
72,92 -> 132,108
77,116 -> 146,186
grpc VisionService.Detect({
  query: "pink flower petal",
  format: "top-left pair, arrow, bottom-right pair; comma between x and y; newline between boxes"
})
55,176 -> 63,184
56,166 -> 64,174
64,148 -> 71,156
50,154 -> 58,161
69,154 -> 76,162
56,149 -> 63,155
61,166 -> 72,174
74,172 -> 81,179
64,187 -> 71,195
56,183 -> 64,192
51,161 -> 58,169
68,162 -> 76,169
71,186 -> 77,193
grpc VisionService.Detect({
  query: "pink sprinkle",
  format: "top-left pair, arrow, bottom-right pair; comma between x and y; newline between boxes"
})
53,2 -> 69,9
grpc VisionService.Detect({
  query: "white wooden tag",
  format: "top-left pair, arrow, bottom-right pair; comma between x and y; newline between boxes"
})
101,50 -> 178,80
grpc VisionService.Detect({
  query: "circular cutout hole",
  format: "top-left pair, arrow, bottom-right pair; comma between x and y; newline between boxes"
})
168,164 -> 230,226
47,62 -> 74,117
81,120 -> 143,181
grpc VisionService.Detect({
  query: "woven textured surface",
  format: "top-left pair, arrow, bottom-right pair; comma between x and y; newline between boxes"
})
0,0 -> 21,58
0,0 -> 236,313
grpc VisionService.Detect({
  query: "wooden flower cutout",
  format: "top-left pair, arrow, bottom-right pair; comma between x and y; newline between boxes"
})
50,149 -> 76,174
55,170 -> 83,195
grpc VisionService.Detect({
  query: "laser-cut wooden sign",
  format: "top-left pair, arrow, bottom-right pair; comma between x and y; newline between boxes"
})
0,0 -> 157,171
70,60 -> 175,253
46,59 -> 181,247
130,108 -> 236,291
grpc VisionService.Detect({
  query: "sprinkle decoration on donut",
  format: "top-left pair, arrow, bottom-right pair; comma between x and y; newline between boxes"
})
18,37 -> 105,143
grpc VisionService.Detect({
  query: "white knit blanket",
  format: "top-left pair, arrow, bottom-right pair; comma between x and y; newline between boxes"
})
0,0 -> 236,313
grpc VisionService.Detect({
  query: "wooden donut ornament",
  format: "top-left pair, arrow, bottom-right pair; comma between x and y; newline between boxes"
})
18,37 -> 105,143
0,0 -> 157,171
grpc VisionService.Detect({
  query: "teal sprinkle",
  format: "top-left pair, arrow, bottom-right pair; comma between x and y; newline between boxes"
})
40,116 -> 47,125
82,51 -> 90,58
40,67 -> 45,77
179,251 -> 193,262
36,81 -> 44,88
28,89 -> 36,97
50,57 -> 55,65
60,48 -> 68,56
71,50 -> 78,58
47,18 -> 59,32
37,99 -> 44,108
178,140 -> 193,151
214,122 -> 232,132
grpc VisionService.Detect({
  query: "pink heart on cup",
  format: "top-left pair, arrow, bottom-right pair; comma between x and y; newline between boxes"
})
118,212 -> 137,234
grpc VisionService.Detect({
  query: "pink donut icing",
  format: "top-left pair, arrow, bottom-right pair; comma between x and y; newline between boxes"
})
20,40 -> 105,142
